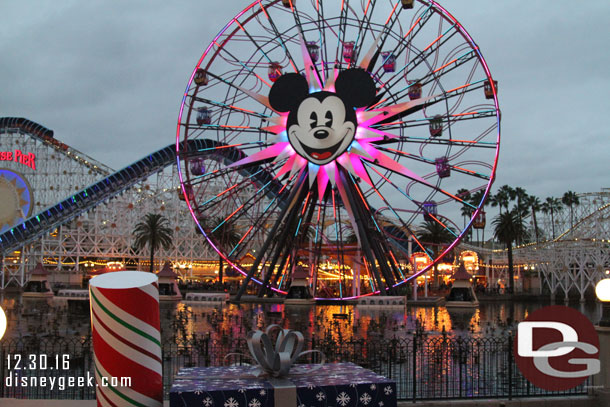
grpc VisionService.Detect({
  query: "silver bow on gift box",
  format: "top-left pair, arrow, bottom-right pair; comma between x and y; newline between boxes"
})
227,324 -> 325,378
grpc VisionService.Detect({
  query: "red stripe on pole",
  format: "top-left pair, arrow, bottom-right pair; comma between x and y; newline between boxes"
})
92,307 -> 162,364
92,328 -> 162,402
95,287 -> 160,329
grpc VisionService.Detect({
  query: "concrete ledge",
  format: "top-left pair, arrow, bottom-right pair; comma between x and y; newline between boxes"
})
0,401 -> 169,407
0,396 -> 595,407
397,396 -> 595,407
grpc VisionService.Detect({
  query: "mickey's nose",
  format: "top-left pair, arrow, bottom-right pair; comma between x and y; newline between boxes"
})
314,129 -> 329,139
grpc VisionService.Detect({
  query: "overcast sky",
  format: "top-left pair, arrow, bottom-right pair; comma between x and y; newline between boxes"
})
2,0 -> 609,202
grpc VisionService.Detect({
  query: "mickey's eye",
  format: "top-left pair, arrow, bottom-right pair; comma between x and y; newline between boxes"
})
310,112 -> 318,129
325,111 -> 333,127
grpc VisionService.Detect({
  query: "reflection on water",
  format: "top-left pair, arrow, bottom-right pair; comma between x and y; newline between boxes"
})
0,293 -> 603,342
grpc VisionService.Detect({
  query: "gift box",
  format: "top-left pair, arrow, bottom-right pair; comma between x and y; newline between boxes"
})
170,362 -> 397,407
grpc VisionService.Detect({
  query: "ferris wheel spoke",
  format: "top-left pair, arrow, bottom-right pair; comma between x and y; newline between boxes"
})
260,3 -> 301,73
210,178 -> 284,235
382,3 -> 435,75
192,96 -> 271,119
290,5 -> 325,88
381,48 -> 478,97
374,135 -> 497,149
313,0 -> 333,82
346,170 -> 421,258
350,1 -> 383,71
403,3 -> 435,43
194,161 -> 285,213
198,68 -> 274,111
227,189 -> 288,258
362,159 -> 462,230
373,145 -> 491,181
212,44 -> 274,89
361,2 -> 408,77
375,107 -> 496,131
183,124 -> 272,134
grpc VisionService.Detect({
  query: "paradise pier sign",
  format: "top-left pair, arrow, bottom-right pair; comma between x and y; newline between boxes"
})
0,150 -> 36,170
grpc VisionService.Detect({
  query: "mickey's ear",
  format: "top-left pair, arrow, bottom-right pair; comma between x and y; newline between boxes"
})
335,68 -> 376,108
268,73 -> 309,112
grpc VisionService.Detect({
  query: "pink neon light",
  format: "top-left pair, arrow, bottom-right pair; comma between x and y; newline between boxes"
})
317,166 -> 329,201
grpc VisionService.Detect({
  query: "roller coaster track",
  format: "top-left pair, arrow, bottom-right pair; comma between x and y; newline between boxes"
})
0,139 -> 284,255
0,117 -> 113,176
1,118 -> 417,261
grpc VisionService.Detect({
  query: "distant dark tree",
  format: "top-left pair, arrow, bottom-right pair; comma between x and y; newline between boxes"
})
204,217 -> 241,284
417,221 -> 455,289
457,188 -> 472,229
562,191 -> 580,230
541,197 -> 562,239
490,185 -> 512,213
525,195 -> 542,243
493,209 -> 529,293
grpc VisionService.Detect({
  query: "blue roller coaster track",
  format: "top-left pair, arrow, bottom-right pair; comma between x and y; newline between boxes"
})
0,123 -> 284,255
1,118 -> 414,260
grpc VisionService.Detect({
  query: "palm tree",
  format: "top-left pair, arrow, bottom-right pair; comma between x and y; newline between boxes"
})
417,220 -> 455,289
562,191 -> 580,230
525,195 -> 542,243
489,186 -> 512,214
204,217 -> 241,284
133,213 -> 173,273
541,197 -> 562,239
468,189 -> 486,244
457,188 -> 472,229
492,209 -> 528,294
511,187 -> 529,245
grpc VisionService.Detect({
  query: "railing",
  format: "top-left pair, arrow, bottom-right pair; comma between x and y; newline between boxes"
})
0,334 -> 590,400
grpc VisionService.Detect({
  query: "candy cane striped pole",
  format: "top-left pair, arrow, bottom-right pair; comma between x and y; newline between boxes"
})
89,271 -> 163,407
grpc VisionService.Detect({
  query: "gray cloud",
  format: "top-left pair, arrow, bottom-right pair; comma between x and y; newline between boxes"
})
1,0 -> 608,206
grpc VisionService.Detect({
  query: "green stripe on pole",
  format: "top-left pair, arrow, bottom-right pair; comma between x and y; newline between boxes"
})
91,289 -> 161,347
95,364 -> 147,407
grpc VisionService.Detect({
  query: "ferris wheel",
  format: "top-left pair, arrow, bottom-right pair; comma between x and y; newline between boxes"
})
177,0 -> 500,300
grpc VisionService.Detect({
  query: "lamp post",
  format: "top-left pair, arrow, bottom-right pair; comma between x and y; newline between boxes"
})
0,305 -> 6,340
596,278 -> 610,327
595,278 -> 610,401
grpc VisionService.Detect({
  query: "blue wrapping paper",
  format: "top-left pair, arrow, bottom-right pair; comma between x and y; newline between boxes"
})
170,362 -> 397,407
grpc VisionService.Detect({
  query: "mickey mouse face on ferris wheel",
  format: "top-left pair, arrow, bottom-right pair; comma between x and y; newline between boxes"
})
269,68 -> 377,165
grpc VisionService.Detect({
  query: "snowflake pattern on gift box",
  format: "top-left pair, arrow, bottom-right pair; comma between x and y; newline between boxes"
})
337,392 -> 351,406
171,363 -> 397,407
224,397 -> 239,407
360,392 -> 372,405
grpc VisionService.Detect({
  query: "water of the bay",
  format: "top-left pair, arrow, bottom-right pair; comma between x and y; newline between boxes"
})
1,293 -> 603,342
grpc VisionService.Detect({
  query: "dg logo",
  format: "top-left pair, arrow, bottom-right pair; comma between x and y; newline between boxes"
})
515,305 -> 600,391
